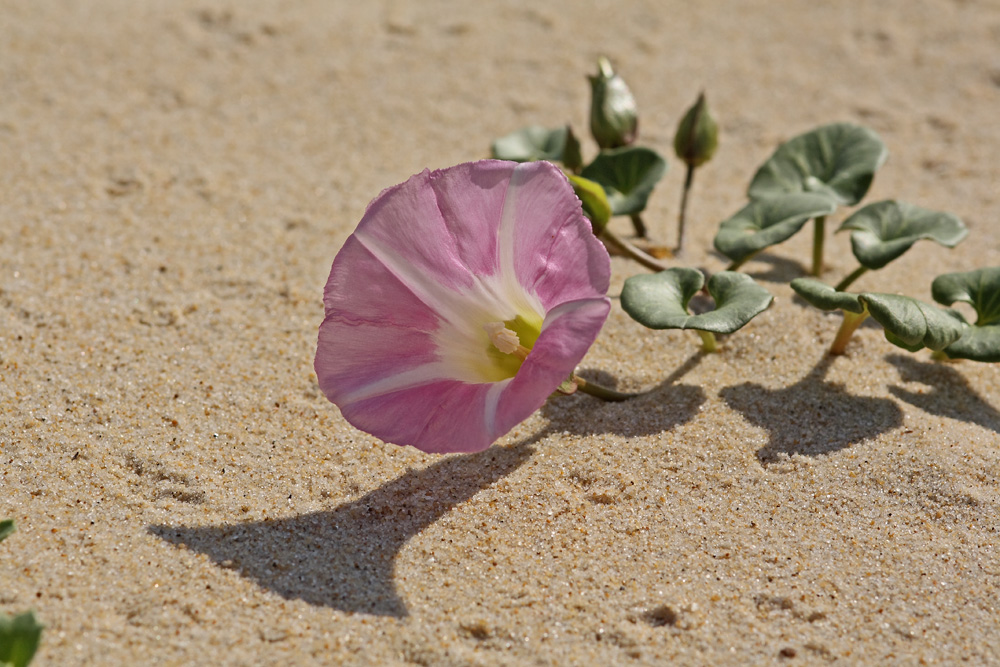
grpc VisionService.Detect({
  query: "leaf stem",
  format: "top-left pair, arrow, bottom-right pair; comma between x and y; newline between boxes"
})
676,164 -> 696,254
930,349 -> 952,362
811,215 -> 826,276
834,265 -> 869,292
725,250 -> 761,272
600,228 -> 671,272
830,309 -> 868,355
573,375 -> 643,401
630,213 -> 648,238
697,329 -> 718,353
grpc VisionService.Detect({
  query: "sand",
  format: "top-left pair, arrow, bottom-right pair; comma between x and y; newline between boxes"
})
2,1 -> 999,664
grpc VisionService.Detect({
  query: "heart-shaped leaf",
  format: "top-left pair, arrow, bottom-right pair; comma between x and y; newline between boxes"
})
491,125 -> 571,163
567,174 -> 612,234
858,293 -> 964,352
931,267 -> 1000,361
0,611 -> 43,667
714,193 -> 836,265
621,268 -> 772,333
838,200 -> 967,270
790,278 -> 864,313
580,146 -> 667,216
748,123 -> 888,206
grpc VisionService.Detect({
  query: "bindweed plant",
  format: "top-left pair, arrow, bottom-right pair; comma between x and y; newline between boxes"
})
621,269 -> 772,353
931,268 -> 1000,362
791,278 -> 964,356
833,200 -> 967,291
314,57 -> 998,454
742,123 -> 888,276
0,520 -> 43,667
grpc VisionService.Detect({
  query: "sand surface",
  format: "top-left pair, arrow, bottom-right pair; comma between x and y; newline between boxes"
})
3,1 -> 1000,664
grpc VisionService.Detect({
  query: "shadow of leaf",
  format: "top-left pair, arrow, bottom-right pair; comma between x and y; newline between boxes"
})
742,253 -> 809,284
720,355 -> 904,465
885,354 -> 1000,433
708,249 -> 807,283
541,360 -> 706,437
149,440 -> 535,617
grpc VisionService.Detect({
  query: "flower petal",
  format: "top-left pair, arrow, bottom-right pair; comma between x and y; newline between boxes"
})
315,160 -> 611,453
502,161 -> 611,309
331,297 -> 610,454
338,380 -> 508,454
495,297 -> 611,437
426,160 -> 512,277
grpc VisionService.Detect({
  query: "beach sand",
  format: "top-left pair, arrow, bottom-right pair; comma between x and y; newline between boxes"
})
2,1 -> 999,664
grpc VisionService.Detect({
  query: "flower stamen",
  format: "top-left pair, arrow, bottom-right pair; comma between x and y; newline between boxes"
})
484,321 -> 531,361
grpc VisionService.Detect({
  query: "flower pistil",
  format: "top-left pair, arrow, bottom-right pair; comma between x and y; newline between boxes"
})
484,321 -> 531,361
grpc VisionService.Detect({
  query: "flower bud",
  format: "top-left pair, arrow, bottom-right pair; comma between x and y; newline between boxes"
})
588,57 -> 638,150
567,174 -> 612,234
674,92 -> 718,168
562,124 -> 583,172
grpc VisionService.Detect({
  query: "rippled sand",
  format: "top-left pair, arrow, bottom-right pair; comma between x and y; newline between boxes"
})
2,1 -> 999,664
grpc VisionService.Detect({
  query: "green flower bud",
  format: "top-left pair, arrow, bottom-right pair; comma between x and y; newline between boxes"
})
674,92 -> 718,168
588,56 -> 638,150
567,174 -> 612,234
562,124 -> 583,173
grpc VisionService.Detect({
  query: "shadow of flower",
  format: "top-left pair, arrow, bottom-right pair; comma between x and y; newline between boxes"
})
720,354 -> 904,465
149,440 -> 535,617
885,354 -> 1000,433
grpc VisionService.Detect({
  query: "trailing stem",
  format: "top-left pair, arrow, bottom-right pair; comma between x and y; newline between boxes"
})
834,266 -> 869,292
573,375 -> 643,401
811,215 -> 826,276
600,228 -> 671,272
676,164 -> 695,254
830,309 -> 868,355
630,213 -> 648,238
725,250 -> 761,272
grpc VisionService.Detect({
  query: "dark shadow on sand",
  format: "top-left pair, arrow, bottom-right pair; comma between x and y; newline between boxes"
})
149,440 -> 535,617
720,354 -> 904,465
542,354 -> 707,437
708,250 -> 807,284
886,354 -> 1000,433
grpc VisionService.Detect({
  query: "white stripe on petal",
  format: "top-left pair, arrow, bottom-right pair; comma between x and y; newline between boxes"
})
353,231 -> 473,328
497,164 -> 526,292
339,361 -> 458,405
483,380 -> 509,437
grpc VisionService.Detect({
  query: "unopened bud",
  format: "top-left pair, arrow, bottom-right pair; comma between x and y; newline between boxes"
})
588,57 -> 638,150
562,124 -> 583,172
674,92 -> 718,168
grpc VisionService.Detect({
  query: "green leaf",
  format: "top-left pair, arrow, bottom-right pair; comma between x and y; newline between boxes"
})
0,519 -> 13,542
0,611 -> 43,667
790,278 -> 864,313
714,194 -> 836,264
490,126 -> 570,163
567,174 -> 612,234
931,267 -> 1000,361
748,122 -> 888,206
838,200 -> 967,270
621,268 -> 772,334
580,146 -> 667,216
859,293 -> 965,352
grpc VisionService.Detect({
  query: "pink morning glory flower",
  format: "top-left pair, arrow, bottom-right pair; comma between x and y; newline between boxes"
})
315,160 -> 611,453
